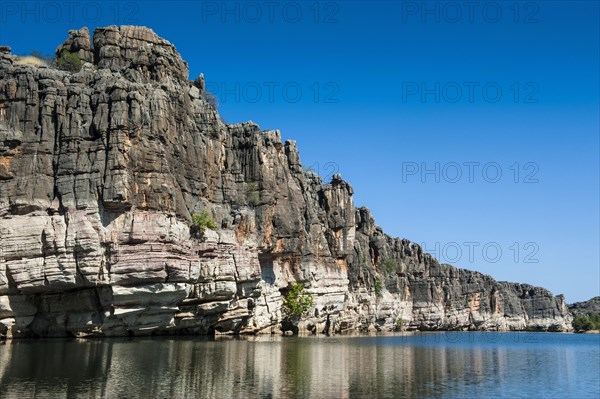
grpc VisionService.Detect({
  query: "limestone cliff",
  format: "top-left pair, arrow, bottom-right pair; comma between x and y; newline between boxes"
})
569,297 -> 600,317
0,26 -> 571,338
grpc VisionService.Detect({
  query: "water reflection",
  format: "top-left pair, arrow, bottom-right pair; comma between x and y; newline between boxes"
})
1,333 -> 598,398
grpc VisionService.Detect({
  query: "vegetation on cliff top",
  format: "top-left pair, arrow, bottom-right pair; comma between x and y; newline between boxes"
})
55,50 -> 83,72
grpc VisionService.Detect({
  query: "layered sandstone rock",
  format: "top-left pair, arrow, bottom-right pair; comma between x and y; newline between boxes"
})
0,26 -> 572,338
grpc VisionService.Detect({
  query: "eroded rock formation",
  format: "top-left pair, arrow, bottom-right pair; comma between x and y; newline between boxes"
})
569,297 -> 600,317
0,26 -> 572,338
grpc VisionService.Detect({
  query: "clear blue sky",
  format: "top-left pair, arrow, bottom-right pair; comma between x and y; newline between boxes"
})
1,1 -> 598,303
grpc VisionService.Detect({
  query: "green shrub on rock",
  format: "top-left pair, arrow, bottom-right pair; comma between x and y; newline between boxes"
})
282,284 -> 314,321
247,182 -> 260,207
381,258 -> 398,274
280,283 -> 314,335
190,210 -> 217,238
374,278 -> 383,298
55,50 -> 83,72
395,318 -> 406,331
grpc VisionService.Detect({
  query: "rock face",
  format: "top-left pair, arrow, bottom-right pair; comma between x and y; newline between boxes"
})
55,27 -> 94,64
569,297 -> 600,317
0,26 -> 572,338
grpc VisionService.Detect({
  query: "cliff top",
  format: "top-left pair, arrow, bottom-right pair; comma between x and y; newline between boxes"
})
7,26 -> 189,83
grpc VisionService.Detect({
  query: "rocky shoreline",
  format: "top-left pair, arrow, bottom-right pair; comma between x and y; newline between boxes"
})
0,26 -> 572,338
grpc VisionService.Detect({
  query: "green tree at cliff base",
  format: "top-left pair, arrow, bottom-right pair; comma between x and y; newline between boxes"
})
281,284 -> 314,335
572,313 -> 600,332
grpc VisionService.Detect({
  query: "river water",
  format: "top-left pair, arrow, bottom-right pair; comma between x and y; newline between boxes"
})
0,332 -> 598,398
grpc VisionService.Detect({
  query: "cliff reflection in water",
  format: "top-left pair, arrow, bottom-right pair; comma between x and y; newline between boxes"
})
1,333 -> 598,399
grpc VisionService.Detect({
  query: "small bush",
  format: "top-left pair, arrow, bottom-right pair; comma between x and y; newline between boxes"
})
381,258 -> 398,274
374,279 -> 383,298
395,318 -> 406,331
55,49 -> 83,73
282,283 -> 314,321
247,182 -> 260,207
202,89 -> 218,108
190,210 -> 217,238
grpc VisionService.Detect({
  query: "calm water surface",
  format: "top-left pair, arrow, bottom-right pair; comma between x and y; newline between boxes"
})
0,332 -> 598,398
